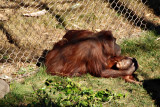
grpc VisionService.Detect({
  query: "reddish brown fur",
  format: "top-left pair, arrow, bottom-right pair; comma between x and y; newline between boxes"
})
45,30 -> 139,84
53,30 -> 94,49
63,30 -> 94,41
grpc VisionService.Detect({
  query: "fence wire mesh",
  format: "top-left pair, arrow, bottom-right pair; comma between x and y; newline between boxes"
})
0,0 -> 159,82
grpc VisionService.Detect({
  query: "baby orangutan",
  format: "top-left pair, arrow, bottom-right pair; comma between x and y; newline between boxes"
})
116,57 -> 133,70
108,56 -> 140,84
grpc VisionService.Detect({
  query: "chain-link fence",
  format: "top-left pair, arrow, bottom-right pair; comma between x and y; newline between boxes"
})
0,0 -> 159,81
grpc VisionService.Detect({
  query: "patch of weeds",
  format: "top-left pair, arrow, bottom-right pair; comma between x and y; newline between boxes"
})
17,66 -> 34,75
33,78 -> 125,107
79,13 -> 97,23
116,13 -> 121,17
2,55 -> 8,60
56,24 -> 65,29
0,55 -> 9,62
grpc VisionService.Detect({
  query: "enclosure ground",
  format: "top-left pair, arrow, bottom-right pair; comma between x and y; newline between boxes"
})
0,0 -> 160,107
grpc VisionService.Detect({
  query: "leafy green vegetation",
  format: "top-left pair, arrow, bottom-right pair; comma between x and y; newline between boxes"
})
33,78 -> 124,107
17,66 -> 35,75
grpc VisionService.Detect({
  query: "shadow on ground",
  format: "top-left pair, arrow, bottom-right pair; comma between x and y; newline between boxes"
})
107,0 -> 160,36
36,49 -> 48,67
142,0 -> 160,16
143,79 -> 160,106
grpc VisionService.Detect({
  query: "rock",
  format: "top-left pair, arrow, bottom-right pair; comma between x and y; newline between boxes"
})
0,74 -> 12,80
0,79 -> 10,99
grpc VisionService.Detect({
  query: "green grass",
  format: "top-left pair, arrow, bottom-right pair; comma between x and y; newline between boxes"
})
121,31 -> 160,79
0,31 -> 160,106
